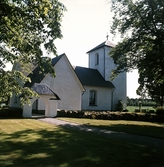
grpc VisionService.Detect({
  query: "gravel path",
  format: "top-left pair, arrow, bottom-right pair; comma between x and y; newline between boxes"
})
37,118 -> 164,151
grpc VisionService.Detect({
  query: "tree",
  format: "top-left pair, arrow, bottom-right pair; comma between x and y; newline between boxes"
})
110,0 -> 164,106
0,0 -> 66,104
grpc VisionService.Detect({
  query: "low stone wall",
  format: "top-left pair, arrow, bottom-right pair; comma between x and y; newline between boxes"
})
57,110 -> 164,122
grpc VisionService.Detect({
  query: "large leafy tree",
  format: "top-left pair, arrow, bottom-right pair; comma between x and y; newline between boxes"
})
0,0 -> 65,103
110,0 -> 164,106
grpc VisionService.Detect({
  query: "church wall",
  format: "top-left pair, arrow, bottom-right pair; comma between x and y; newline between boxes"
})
40,55 -> 83,110
9,94 -> 20,108
104,47 -> 127,109
89,48 -> 105,78
104,47 -> 116,81
112,72 -> 127,109
81,86 -> 112,110
88,45 -> 127,110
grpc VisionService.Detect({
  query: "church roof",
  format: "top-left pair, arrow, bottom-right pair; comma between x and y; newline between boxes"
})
24,54 -> 64,88
31,83 -> 60,99
74,66 -> 115,88
87,40 -> 115,53
52,53 -> 65,66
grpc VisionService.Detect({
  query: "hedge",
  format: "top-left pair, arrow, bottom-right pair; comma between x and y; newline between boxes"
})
57,110 -> 164,122
0,108 -> 23,118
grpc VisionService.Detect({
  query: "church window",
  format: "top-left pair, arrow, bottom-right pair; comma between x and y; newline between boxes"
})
95,53 -> 99,65
89,90 -> 97,106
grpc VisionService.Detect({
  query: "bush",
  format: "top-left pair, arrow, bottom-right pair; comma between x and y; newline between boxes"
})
57,110 -> 164,122
115,100 -> 125,111
156,106 -> 164,115
57,110 -> 84,118
0,108 -> 23,118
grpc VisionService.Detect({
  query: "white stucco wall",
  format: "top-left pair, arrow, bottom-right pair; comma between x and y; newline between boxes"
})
34,98 -> 45,111
9,94 -> 19,108
112,72 -> 127,109
23,95 -> 58,118
81,86 -> 113,110
40,55 -> 84,110
89,48 -> 106,78
88,44 -> 127,110
104,46 -> 127,109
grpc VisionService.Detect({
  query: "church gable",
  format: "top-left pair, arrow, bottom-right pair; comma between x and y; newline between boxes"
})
24,54 -> 84,90
41,54 -> 84,110
51,54 -> 84,92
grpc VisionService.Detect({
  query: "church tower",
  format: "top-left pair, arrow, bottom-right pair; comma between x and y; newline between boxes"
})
87,37 -> 127,109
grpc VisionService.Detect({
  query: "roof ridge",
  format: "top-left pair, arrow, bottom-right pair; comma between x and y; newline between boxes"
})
31,83 -> 60,99
52,53 -> 66,66
86,40 -> 115,53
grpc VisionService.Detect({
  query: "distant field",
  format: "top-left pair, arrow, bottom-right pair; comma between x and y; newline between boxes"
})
127,106 -> 155,112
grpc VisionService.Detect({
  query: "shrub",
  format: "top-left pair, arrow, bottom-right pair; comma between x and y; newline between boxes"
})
57,110 -> 164,122
0,108 -> 23,118
115,100 -> 125,111
156,106 -> 164,115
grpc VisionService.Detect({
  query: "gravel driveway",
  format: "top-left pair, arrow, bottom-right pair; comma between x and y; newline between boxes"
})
37,118 -> 164,151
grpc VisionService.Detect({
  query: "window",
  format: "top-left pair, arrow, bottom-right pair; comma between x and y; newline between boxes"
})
95,53 -> 99,65
89,90 -> 97,106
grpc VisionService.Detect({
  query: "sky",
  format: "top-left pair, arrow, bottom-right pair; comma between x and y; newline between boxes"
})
54,0 -> 139,98
5,0 -> 139,98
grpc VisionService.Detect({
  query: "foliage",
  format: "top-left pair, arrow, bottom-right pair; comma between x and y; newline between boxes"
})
126,106 -> 155,113
0,0 -> 66,103
57,110 -> 164,122
127,97 -> 156,106
110,0 -> 164,106
115,100 -> 125,111
0,107 -> 22,117
156,106 -> 164,115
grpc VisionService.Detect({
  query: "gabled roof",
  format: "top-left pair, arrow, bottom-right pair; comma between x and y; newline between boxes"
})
87,40 -> 115,53
74,66 -> 115,88
52,53 -> 65,66
31,83 -> 60,99
24,54 -> 65,88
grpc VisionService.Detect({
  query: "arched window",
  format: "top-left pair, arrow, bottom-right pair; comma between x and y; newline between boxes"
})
89,90 -> 97,106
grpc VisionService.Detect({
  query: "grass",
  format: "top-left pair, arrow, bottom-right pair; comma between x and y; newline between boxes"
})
127,106 -> 155,112
58,117 -> 164,139
0,119 -> 164,167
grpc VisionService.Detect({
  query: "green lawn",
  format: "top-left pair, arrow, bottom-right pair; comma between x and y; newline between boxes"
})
0,119 -> 164,167
58,117 -> 164,139
127,106 -> 155,112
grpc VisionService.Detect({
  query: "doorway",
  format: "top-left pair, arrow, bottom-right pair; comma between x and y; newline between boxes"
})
32,98 -> 45,117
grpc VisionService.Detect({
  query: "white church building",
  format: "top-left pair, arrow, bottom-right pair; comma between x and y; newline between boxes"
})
10,39 -> 126,117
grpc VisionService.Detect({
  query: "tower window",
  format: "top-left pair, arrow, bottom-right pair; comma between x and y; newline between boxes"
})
89,90 -> 97,106
95,53 -> 99,65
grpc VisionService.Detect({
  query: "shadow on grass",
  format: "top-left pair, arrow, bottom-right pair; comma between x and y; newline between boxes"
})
0,124 -> 164,167
83,123 -> 164,139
